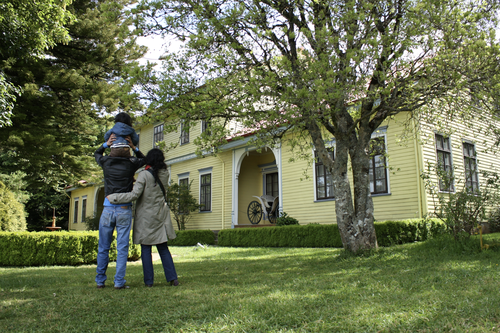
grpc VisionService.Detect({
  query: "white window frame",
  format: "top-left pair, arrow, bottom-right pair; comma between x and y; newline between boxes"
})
180,121 -> 189,145
73,197 -> 79,223
201,119 -> 211,135
199,168 -> 212,212
369,133 -> 390,196
463,140 -> 479,192
81,195 -> 87,223
154,124 -> 164,148
313,147 -> 335,201
435,133 -> 454,192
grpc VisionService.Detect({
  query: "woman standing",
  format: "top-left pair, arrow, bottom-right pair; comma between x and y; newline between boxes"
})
107,148 -> 179,287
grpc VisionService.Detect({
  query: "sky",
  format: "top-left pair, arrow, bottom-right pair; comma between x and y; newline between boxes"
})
136,34 -> 183,66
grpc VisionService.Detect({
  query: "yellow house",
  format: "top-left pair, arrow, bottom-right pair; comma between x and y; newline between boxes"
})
68,111 -> 500,231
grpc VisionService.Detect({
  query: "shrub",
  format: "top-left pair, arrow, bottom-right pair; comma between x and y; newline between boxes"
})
0,231 -> 140,266
276,212 -> 299,226
0,181 -> 26,232
218,219 -> 445,248
375,219 -> 445,247
166,181 -> 201,230
83,215 -> 100,231
168,229 -> 216,246
422,167 -> 500,241
218,224 -> 342,247
487,208 -> 500,233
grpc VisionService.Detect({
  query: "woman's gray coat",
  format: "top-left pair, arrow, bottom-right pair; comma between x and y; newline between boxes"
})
107,168 -> 176,245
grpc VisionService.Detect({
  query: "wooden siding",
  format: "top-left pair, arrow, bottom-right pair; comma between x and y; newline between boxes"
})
373,117 -> 421,221
168,152 -> 231,231
418,113 -> 500,215
68,186 -> 96,231
68,110 -> 500,232
279,114 -> 422,225
136,123 -> 154,152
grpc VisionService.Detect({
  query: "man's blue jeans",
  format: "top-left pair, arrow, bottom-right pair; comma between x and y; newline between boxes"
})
141,242 -> 178,286
95,205 -> 132,288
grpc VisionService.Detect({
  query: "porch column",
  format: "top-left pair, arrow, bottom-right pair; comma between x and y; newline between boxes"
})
271,144 -> 283,214
232,147 -> 252,227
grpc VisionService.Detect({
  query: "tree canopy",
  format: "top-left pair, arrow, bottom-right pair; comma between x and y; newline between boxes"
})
0,0 -> 75,126
0,0 -> 147,230
136,0 -> 500,252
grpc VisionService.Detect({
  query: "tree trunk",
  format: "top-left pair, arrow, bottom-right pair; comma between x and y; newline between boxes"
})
306,119 -> 378,253
349,136 -> 378,252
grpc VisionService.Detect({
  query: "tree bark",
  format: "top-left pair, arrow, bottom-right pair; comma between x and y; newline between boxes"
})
306,116 -> 378,253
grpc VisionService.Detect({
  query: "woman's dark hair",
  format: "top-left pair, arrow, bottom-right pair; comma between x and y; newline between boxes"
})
114,112 -> 132,126
145,148 -> 167,180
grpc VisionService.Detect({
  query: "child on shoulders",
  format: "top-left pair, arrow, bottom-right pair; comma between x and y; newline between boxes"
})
104,112 -> 139,148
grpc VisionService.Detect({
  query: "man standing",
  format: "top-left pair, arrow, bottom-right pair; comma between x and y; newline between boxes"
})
94,134 -> 145,289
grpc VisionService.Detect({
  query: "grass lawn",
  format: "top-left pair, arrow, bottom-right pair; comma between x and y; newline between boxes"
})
1,235 -> 500,332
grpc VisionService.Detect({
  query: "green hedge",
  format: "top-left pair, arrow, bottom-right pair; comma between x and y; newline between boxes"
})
0,231 -> 140,266
0,229 -> 215,266
169,229 -> 216,246
375,219 -> 445,247
218,219 -> 445,248
218,224 -> 342,247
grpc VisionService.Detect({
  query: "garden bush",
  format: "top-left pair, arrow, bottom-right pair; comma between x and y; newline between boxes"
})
168,229 -> 216,246
276,212 -> 299,226
218,218 -> 445,248
0,231 -> 140,266
218,224 -> 343,247
375,218 -> 445,247
487,208 -> 500,233
0,181 -> 26,232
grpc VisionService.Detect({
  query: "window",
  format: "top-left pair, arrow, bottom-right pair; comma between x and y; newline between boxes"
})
177,177 -> 189,214
463,142 -> 478,192
136,134 -> 140,151
200,173 -> 211,211
435,134 -> 454,191
154,124 -> 164,148
180,121 -> 189,144
81,196 -> 87,223
315,149 -> 334,200
73,198 -> 79,223
179,178 -> 189,188
369,137 -> 388,194
265,172 -> 279,198
201,120 -> 211,135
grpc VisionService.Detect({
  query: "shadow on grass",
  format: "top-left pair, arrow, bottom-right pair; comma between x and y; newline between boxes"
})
1,238 -> 500,332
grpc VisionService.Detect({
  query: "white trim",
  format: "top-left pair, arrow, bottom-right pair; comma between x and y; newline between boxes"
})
198,167 -> 213,174
81,195 -> 88,223
177,172 -> 190,179
231,144 -> 283,226
73,197 -> 79,223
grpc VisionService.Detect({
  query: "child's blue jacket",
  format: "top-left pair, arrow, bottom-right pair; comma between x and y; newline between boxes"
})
104,122 -> 139,146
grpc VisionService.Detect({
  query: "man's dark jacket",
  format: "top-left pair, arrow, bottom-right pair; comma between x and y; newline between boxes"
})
94,145 -> 146,196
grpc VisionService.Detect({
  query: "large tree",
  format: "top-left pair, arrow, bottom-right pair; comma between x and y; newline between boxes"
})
136,0 -> 500,252
0,0 -> 74,126
0,0 -> 147,230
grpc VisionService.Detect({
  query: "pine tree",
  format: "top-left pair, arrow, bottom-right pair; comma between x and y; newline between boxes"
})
0,0 -> 147,230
